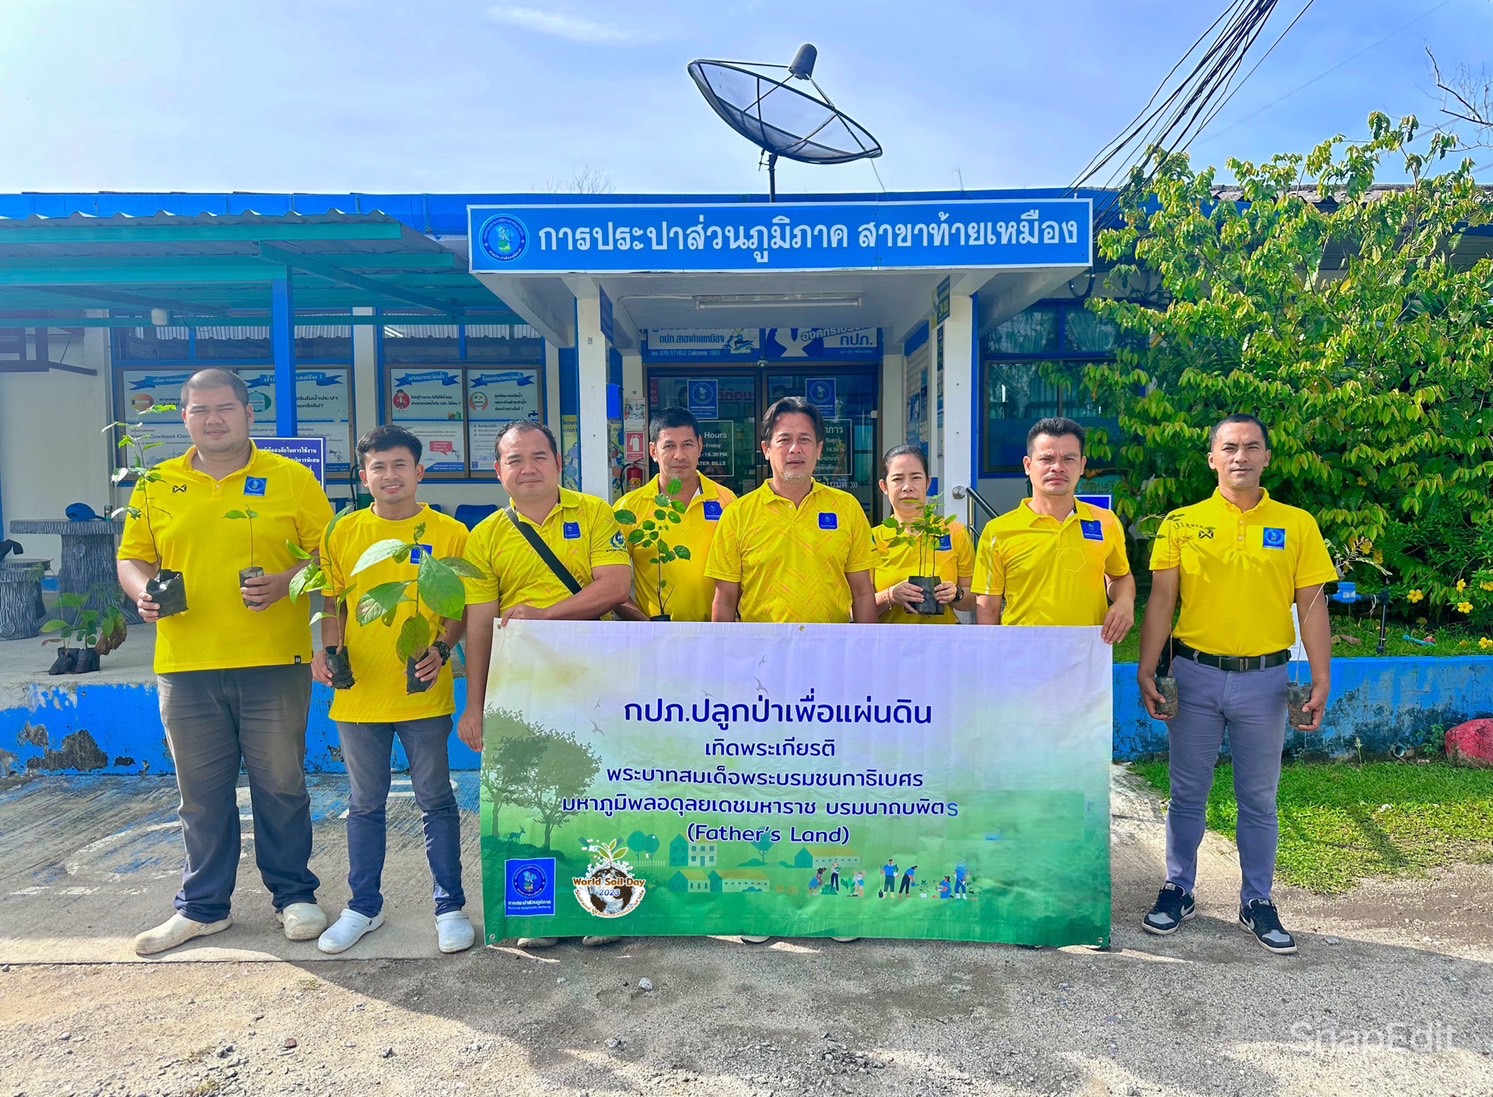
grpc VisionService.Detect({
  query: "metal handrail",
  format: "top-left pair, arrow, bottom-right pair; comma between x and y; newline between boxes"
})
951,484 -> 1000,531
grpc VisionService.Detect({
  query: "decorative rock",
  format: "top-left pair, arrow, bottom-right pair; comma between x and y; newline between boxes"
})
1446,719 -> 1493,767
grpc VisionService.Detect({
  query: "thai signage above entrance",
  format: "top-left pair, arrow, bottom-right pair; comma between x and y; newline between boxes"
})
468,199 -> 1092,274
643,327 -> 881,363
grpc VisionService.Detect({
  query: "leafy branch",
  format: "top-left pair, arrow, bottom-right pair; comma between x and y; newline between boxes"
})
615,478 -> 690,615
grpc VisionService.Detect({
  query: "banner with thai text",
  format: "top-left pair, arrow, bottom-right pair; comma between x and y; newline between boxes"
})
479,622 -> 1111,947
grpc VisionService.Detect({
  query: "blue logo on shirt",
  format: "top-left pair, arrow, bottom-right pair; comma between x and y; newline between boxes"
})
818,513 -> 838,531
563,521 -> 581,540
703,500 -> 723,522
1263,527 -> 1287,550
938,533 -> 952,552
1080,519 -> 1104,541
243,476 -> 267,497
505,858 -> 556,917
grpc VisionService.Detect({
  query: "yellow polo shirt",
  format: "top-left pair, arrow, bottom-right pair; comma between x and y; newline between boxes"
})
615,473 -> 738,622
321,504 -> 469,723
1150,488 -> 1337,657
973,499 -> 1130,627
871,518 -> 975,625
704,479 -> 874,623
118,444 -> 333,673
466,489 -> 629,610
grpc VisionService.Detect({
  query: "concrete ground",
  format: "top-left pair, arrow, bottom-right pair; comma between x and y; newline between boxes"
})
1,767 -> 1490,1097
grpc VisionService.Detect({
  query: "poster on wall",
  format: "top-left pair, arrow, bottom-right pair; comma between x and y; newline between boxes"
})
478,622 -> 1113,947
698,420 -> 735,479
466,367 -> 543,473
816,418 -> 852,488
400,422 -> 466,474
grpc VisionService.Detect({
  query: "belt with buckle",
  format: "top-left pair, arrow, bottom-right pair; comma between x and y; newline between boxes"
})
1174,641 -> 1289,673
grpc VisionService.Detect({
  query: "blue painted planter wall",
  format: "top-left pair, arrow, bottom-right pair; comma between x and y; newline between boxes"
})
3,658 -> 1491,776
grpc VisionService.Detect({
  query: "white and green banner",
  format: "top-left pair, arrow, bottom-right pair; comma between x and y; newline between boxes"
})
480,622 -> 1112,946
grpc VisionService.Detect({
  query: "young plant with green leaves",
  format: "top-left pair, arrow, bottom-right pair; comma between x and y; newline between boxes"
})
614,478 -> 691,619
351,522 -> 481,691
41,591 -> 127,673
878,504 -> 955,616
1085,112 -> 1493,623
105,414 -> 187,616
287,505 -> 357,687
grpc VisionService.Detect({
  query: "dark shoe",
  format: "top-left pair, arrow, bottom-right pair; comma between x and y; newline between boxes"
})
1239,898 -> 1297,954
1141,882 -> 1196,935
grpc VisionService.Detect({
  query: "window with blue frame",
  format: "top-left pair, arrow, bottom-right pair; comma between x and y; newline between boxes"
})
981,302 -> 1125,474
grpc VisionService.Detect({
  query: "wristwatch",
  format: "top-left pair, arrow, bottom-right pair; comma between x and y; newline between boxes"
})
954,586 -> 966,602
433,640 -> 452,665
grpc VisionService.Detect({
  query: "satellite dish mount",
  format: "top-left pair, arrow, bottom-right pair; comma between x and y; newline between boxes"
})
688,43 -> 882,201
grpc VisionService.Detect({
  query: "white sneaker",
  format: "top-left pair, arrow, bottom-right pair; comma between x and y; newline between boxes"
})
740,935 -> 771,944
515,937 -> 560,948
317,909 -> 384,954
436,911 -> 475,954
581,935 -> 621,947
133,912 -> 233,956
276,902 -> 328,941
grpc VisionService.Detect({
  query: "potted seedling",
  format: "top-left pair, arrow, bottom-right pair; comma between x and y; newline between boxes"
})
224,508 -> 263,608
614,478 -> 690,621
107,417 -> 187,617
287,507 -> 357,689
879,503 -> 954,616
350,522 -> 480,694
41,592 -> 126,675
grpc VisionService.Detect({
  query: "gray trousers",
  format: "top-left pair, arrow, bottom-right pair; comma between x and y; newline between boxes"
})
1164,657 -> 1288,905
158,664 -> 318,923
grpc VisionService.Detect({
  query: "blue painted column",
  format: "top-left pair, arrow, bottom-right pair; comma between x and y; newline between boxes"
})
271,270 -> 297,434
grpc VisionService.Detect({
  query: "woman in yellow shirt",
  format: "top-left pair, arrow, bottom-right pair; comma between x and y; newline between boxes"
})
870,445 -> 977,624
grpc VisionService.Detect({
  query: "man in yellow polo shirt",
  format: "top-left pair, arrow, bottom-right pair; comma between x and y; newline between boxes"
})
457,419 -> 631,950
706,396 -> 877,624
1137,414 -> 1336,955
972,418 -> 1134,644
312,424 -> 474,956
615,406 -> 736,621
117,367 -> 333,956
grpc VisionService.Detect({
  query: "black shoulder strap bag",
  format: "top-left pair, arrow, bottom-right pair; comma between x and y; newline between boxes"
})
505,506 -> 583,595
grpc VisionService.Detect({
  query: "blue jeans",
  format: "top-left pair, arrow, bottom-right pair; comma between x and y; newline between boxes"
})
158,665 -> 318,923
338,716 -> 465,918
1164,658 -> 1289,905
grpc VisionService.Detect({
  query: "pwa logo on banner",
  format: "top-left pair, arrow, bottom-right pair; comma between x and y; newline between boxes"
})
572,840 -> 647,919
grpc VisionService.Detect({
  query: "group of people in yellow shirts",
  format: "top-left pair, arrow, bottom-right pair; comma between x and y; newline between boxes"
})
120,368 -> 1335,960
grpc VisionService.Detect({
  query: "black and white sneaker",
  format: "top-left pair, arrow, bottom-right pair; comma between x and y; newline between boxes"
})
1239,898 -> 1297,954
1141,883 -> 1196,935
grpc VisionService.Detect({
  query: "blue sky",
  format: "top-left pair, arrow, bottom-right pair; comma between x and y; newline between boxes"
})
1,0 -> 1488,196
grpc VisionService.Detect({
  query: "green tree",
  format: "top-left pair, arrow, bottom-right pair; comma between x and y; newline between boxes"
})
520,732 -> 602,852
1087,113 -> 1493,623
479,726 -> 547,839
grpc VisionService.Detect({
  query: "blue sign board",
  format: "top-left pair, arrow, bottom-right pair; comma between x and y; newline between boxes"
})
762,327 -> 880,362
1077,493 -> 1113,511
806,378 -> 837,417
470,199 -> 1093,274
643,327 -> 880,364
687,379 -> 719,419
257,436 -> 327,486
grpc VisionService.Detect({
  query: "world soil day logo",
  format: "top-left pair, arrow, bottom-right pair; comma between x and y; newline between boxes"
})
572,840 -> 647,919
480,215 -> 529,263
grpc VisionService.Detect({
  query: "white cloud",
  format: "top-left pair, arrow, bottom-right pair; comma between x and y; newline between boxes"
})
487,6 -> 644,45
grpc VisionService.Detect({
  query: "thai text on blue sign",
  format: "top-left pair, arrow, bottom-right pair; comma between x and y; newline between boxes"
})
257,436 -> 327,485
469,199 -> 1093,273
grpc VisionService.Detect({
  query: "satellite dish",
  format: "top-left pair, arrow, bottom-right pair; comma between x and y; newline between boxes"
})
688,43 -> 882,201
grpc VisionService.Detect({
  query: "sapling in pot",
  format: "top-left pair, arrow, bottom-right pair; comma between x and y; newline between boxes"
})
879,504 -> 954,616
351,522 -> 480,694
107,419 -> 187,616
287,506 -> 357,689
614,478 -> 691,621
40,592 -> 126,675
224,508 -> 263,608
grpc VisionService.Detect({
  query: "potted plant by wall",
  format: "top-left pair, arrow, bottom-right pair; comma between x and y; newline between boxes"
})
224,507 -> 263,608
614,477 -> 690,621
878,503 -> 954,616
41,591 -> 127,675
107,418 -> 187,617
286,508 -> 357,689
349,522 -> 480,694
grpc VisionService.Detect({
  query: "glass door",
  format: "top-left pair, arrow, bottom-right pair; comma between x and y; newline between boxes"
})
765,368 -> 880,519
647,370 -> 762,499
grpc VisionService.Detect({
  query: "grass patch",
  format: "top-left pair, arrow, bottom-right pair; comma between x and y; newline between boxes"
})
1129,760 -> 1493,893
1112,605 -> 1492,664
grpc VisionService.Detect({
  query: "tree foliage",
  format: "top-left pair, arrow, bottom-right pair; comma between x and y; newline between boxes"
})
1086,113 -> 1493,624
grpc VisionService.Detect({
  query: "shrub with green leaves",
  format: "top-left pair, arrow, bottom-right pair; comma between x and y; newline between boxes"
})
1086,112 -> 1493,624
615,478 -> 691,617
351,523 -> 482,661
